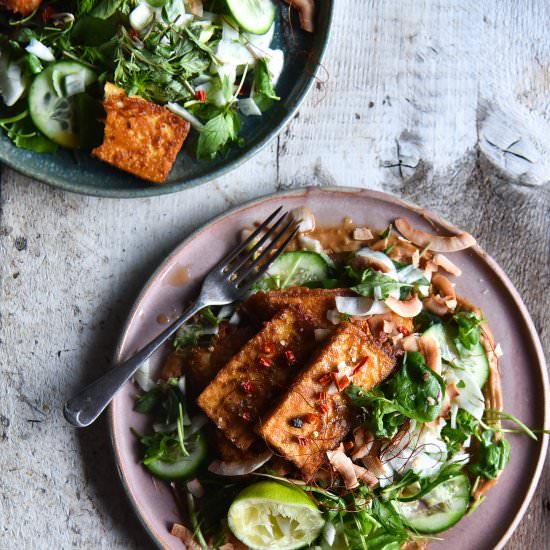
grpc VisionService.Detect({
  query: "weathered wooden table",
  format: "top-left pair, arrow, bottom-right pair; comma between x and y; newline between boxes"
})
0,1 -> 548,548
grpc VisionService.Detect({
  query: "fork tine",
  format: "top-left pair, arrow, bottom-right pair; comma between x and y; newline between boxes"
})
215,206 -> 283,269
238,227 -> 300,288
226,211 -> 289,277
234,218 -> 297,286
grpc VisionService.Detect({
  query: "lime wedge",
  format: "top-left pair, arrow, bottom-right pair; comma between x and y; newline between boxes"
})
228,481 -> 325,549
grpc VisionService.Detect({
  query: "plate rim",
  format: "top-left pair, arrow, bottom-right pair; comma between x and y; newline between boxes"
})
108,185 -> 549,549
0,3 -> 335,199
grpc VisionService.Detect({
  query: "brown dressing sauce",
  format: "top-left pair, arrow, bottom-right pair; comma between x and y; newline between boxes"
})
168,264 -> 189,287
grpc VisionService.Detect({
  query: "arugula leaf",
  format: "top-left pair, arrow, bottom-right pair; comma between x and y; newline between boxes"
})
451,311 -> 481,349
349,267 -> 412,300
469,429 -> 510,480
441,409 -> 478,453
196,111 -> 240,160
346,352 -> 446,437
253,58 -> 280,112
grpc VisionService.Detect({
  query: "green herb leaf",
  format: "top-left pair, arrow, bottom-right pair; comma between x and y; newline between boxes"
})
350,267 -> 412,300
441,409 -> 478,453
451,311 -> 481,349
252,58 -> 279,112
196,111 -> 239,160
90,0 -> 123,19
469,429 -> 510,480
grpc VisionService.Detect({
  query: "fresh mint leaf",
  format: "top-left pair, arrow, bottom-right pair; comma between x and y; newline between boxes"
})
196,111 -> 239,160
350,267 -> 411,300
253,58 -> 279,112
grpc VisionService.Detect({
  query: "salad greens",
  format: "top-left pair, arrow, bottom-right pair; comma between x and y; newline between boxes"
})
0,0 -> 283,161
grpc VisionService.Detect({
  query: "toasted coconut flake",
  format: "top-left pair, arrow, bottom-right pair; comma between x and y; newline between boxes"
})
456,295 -> 482,318
432,273 -> 456,299
186,478 -> 204,498
383,319 -> 397,334
171,523 -> 201,550
352,464 -> 378,488
419,334 -> 442,374
385,295 -> 423,318
291,206 -> 315,233
327,444 -> 358,489
433,253 -> 462,276
353,227 -> 374,241
401,334 -> 419,352
361,455 -> 385,478
395,218 -> 476,252
283,0 -> 315,32
423,295 -> 449,316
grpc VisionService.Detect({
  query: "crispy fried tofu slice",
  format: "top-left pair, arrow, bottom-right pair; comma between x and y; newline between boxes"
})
1,0 -> 41,15
187,323 -> 256,393
92,83 -> 190,183
257,322 -> 395,478
197,307 -> 315,450
242,288 -> 354,328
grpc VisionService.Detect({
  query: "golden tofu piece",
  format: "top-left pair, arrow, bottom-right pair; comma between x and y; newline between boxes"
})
197,307 -> 315,450
258,322 -> 395,478
187,323 -> 256,393
1,0 -> 41,15
242,288 -> 354,328
92,83 -> 190,183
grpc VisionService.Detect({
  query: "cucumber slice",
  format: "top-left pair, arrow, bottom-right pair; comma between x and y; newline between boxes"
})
423,323 -> 489,388
396,474 -> 470,534
28,61 -> 96,148
145,431 -> 207,481
261,251 -> 331,289
226,0 -> 276,34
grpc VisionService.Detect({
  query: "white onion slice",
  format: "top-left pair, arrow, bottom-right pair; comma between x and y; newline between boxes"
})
134,358 -> 156,391
167,102 -> 205,130
238,97 -> 262,116
208,450 -> 273,476
25,39 -> 55,62
335,296 -> 389,316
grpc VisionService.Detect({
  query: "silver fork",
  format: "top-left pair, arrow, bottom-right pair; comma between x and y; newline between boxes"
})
63,206 -> 298,428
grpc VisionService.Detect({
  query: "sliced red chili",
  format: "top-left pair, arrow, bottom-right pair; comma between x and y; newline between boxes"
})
398,326 -> 410,336
195,89 -> 206,102
318,402 -> 329,414
337,375 -> 351,390
259,356 -> 272,368
242,381 -> 256,394
285,350 -> 297,365
242,411 -> 253,422
352,357 -> 369,376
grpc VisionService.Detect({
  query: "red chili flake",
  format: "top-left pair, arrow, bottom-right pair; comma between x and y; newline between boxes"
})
242,411 -> 253,422
352,357 -> 369,376
318,373 -> 332,386
262,342 -> 275,354
331,372 -> 340,387
303,413 -> 319,424
318,402 -> 329,414
296,436 -> 308,447
242,381 -> 256,394
259,356 -> 272,368
41,6 -> 54,23
343,440 -> 354,451
195,89 -> 206,102
285,350 -> 297,365
337,375 -> 351,391
318,391 -> 328,401
398,326 -> 410,336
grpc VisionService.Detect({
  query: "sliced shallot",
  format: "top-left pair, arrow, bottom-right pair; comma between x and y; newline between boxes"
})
283,0 -> 315,32
208,451 -> 273,476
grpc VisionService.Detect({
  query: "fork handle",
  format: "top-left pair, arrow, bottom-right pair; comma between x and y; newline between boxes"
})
63,300 -> 205,428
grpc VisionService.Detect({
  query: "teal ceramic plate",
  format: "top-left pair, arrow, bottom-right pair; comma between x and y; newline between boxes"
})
0,3 -> 334,198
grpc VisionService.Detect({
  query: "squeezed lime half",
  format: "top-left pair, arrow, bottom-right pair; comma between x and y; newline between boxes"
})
227,481 -> 325,549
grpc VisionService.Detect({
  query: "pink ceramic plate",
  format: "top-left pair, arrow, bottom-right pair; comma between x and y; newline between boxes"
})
109,187 -> 549,550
